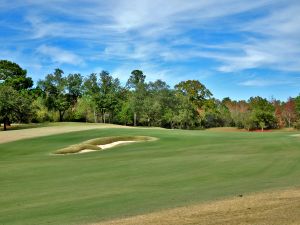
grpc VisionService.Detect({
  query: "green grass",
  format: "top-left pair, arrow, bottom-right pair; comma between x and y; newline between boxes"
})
1,127 -> 300,225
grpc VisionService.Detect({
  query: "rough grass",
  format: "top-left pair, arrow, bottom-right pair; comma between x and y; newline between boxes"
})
96,187 -> 300,225
55,136 -> 155,154
1,127 -> 300,225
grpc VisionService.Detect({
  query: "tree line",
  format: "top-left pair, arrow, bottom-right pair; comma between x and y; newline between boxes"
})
1,59 -> 300,131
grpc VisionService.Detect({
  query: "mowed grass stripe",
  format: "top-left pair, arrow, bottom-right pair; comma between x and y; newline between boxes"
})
1,128 -> 300,225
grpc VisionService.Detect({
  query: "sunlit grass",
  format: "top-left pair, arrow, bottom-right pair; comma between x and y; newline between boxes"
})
1,127 -> 300,225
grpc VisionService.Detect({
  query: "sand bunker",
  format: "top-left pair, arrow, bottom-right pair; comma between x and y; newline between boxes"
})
76,141 -> 138,154
54,136 -> 156,155
77,149 -> 97,154
98,141 -> 137,149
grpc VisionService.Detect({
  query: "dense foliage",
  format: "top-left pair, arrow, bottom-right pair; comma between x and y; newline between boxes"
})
1,60 -> 300,130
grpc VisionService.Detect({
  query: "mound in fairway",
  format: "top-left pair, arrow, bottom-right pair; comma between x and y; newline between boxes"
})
1,124 -> 300,225
54,136 -> 156,154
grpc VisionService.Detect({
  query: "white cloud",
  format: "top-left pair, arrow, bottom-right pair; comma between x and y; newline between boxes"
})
239,77 -> 300,87
1,0 -> 300,75
37,45 -> 84,66
239,79 -> 283,87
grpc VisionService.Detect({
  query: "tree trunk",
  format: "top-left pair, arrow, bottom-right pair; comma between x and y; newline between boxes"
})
134,112 -> 137,126
93,108 -> 97,123
3,117 -> 7,131
59,111 -> 64,122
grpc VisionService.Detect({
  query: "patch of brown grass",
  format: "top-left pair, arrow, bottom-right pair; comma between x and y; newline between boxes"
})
93,187 -> 300,225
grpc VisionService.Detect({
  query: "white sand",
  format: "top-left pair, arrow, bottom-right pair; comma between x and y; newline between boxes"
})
77,149 -> 97,154
75,141 -> 138,154
98,141 -> 137,149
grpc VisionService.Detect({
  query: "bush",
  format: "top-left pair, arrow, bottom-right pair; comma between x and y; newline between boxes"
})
294,120 -> 300,130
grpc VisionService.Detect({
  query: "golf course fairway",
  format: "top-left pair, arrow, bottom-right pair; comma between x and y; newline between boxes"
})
1,124 -> 300,225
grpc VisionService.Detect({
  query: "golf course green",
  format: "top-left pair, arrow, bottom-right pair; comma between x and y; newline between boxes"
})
1,125 -> 300,225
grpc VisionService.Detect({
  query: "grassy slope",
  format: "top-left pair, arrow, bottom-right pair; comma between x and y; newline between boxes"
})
97,188 -> 300,225
0,122 -> 104,131
0,122 -> 126,144
1,128 -> 300,225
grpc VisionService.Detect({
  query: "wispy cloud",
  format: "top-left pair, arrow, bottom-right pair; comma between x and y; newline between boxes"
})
37,45 -> 84,66
3,0 -> 299,71
239,76 -> 300,87
1,0 -> 300,99
239,79 -> 288,87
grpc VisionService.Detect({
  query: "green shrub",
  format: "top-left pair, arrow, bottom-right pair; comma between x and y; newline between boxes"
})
294,120 -> 300,130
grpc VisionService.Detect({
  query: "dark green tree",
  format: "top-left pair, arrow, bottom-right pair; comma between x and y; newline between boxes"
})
174,80 -> 212,128
174,80 -> 212,109
0,85 -> 32,130
66,73 -> 83,106
83,73 -> 100,122
202,99 -> 226,128
294,95 -> 300,117
248,96 -> 276,130
0,60 -> 33,91
37,69 -> 70,122
97,71 -> 122,123
126,70 -> 146,89
126,70 -> 147,126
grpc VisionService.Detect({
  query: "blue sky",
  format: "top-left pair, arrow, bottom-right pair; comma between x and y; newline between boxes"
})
1,0 -> 300,100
